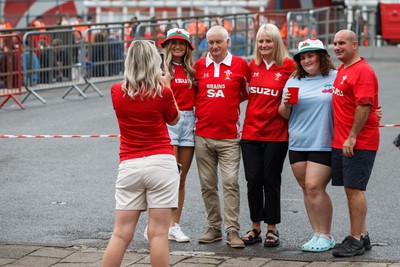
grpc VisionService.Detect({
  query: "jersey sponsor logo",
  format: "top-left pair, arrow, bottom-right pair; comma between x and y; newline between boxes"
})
333,87 -> 344,96
206,84 -> 226,98
275,72 -> 282,81
206,84 -> 225,89
224,70 -> 232,80
322,84 -> 334,93
249,86 -> 279,96
175,78 -> 188,84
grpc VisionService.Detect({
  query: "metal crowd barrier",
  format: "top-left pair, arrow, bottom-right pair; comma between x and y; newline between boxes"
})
182,18 -> 217,60
0,34 -> 24,109
134,21 -> 180,46
255,12 -> 287,40
285,7 -> 346,52
219,14 -> 255,58
21,29 -> 102,104
82,25 -> 129,86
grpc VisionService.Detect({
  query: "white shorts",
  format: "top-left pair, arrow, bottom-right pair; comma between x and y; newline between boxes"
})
115,154 -> 180,210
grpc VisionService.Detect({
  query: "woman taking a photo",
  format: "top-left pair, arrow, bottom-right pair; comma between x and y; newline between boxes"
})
102,40 -> 180,267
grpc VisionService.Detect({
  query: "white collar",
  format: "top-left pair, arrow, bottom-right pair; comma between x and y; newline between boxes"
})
206,52 -> 233,67
263,59 -> 276,70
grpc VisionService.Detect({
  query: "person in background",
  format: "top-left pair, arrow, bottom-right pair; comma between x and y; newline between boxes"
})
101,40 -> 180,267
56,15 -> 69,26
240,23 -> 295,248
127,16 -> 139,40
0,39 -> 19,88
194,25 -> 250,248
394,133 -> 400,149
159,28 -> 196,242
331,29 -> 379,258
72,15 -> 89,41
31,16 -> 46,31
278,38 -> 337,252
229,31 -> 246,57
21,41 -> 40,86
31,16 -> 47,49
52,38 -> 70,81
187,21 -> 207,60
0,17 -> 13,33
37,39 -> 51,83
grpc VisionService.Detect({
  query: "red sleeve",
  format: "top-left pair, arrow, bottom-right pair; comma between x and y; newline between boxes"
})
354,67 -> 376,106
239,59 -> 250,100
162,86 -> 179,124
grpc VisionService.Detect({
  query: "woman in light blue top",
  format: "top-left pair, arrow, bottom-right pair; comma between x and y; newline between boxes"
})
278,38 -> 336,252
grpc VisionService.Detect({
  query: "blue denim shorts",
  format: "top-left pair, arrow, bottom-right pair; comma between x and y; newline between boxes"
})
331,148 -> 377,191
167,110 -> 195,147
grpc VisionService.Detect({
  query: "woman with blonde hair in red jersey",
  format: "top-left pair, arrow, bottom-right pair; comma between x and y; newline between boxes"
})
159,28 -> 196,242
240,23 -> 296,247
102,40 -> 180,267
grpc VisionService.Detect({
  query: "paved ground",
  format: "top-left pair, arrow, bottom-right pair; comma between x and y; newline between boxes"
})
1,243 -> 400,266
1,46 -> 400,266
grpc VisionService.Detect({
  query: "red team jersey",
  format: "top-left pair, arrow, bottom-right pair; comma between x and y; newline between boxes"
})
194,54 -> 250,139
170,65 -> 195,111
242,57 -> 296,141
111,82 -> 178,162
332,58 -> 380,151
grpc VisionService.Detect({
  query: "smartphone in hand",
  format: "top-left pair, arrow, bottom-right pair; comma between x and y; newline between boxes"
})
159,52 -> 165,71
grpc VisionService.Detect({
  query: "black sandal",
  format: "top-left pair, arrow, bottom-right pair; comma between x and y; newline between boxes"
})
264,229 -> 280,247
241,228 -> 262,245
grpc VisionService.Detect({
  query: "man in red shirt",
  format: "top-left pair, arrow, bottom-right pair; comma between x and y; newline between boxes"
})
331,30 -> 380,257
194,25 -> 250,248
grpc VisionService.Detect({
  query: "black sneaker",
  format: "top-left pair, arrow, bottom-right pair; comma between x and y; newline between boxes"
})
334,233 -> 372,251
361,232 -> 372,251
333,235 -> 350,249
333,235 -> 365,257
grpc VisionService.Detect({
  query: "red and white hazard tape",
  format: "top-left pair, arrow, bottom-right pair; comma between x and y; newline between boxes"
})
379,124 -> 400,128
0,124 -> 399,139
0,134 -> 120,138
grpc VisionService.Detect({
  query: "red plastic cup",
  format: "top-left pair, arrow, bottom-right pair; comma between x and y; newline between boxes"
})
288,87 -> 299,104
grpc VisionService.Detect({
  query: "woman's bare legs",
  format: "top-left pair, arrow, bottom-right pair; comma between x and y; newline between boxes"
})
148,208 -> 173,267
102,207 -> 173,267
291,161 -> 332,235
170,146 -> 194,226
102,210 -> 141,267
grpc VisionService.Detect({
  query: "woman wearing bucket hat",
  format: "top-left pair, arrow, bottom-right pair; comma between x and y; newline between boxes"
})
278,38 -> 337,252
159,28 -> 196,242
240,23 -> 296,248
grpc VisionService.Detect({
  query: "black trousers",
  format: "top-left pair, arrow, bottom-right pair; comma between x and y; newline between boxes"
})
240,139 -> 288,225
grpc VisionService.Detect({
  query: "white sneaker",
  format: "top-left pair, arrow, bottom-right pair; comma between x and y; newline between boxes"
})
143,225 -> 148,241
168,223 -> 190,242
